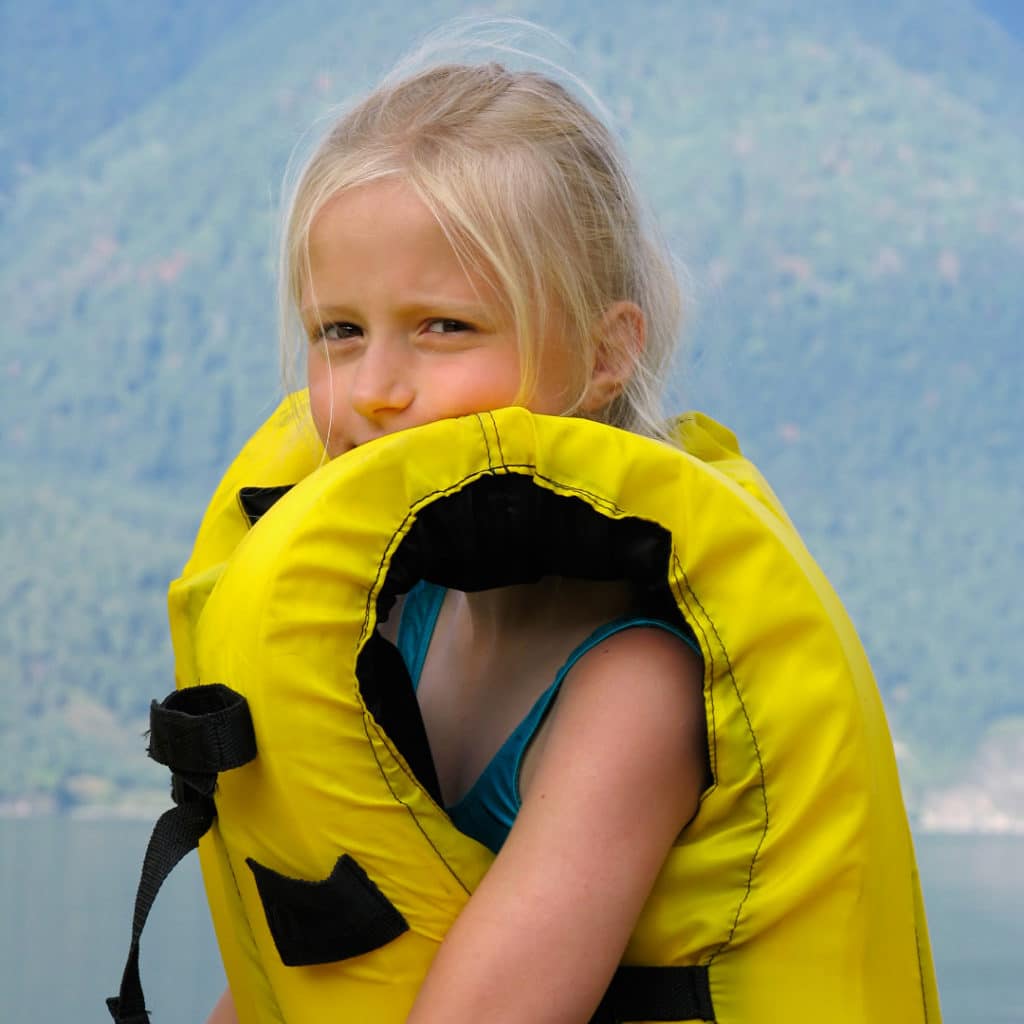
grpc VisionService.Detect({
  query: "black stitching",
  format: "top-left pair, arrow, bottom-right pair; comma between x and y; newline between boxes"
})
486,410 -> 508,469
360,707 -> 474,897
914,916 -> 930,1023
530,471 -> 628,517
474,413 -> 495,472
675,560 -> 769,966
357,465 -> 630,648
357,466 -> 513,647
669,552 -> 719,791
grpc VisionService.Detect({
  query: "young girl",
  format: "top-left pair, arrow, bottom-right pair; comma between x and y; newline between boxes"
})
185,56 -> 939,1024
203,59 -> 706,1023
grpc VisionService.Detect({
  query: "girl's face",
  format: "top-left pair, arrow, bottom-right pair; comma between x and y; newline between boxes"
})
302,179 -> 577,457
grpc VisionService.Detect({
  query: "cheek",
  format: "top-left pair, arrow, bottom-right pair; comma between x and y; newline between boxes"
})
465,364 -> 524,412
524,351 -> 583,416
306,356 -> 334,445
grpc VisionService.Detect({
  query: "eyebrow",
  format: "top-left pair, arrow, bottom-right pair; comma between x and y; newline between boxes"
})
300,298 -> 497,323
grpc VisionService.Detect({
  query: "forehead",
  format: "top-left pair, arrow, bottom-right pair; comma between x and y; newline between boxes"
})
308,181 -> 447,269
303,179 -> 501,307
311,179 -> 432,244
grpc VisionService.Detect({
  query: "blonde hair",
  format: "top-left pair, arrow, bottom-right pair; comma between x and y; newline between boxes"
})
280,59 -> 683,441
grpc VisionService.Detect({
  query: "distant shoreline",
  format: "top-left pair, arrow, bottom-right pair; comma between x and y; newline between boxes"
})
3,788 -> 1023,835
917,783 -> 1024,836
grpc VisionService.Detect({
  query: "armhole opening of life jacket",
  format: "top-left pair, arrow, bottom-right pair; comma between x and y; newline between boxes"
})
359,473 -> 699,800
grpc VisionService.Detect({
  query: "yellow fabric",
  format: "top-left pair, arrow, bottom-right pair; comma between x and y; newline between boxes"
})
169,396 -> 941,1023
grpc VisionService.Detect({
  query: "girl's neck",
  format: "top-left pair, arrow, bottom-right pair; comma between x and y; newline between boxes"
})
449,577 -> 633,648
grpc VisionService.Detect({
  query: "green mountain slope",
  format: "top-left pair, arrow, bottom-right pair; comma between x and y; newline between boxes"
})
0,0 -> 277,206
0,463 -> 196,806
1,0 -> 1021,812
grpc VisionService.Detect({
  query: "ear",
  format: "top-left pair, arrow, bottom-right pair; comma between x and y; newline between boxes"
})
580,300 -> 645,412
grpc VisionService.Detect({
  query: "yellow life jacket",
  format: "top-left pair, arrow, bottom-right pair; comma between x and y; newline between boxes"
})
163,395 -> 941,1023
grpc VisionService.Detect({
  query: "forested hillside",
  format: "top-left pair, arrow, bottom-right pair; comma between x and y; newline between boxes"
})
1,0 -> 1021,818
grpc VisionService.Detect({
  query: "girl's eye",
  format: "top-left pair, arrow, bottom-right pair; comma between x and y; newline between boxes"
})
319,322 -> 361,342
425,319 -> 470,335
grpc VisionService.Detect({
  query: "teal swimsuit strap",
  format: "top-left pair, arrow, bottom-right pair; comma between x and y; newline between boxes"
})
396,580 -> 447,688
444,614 -> 700,844
396,581 -> 701,853
505,614 -> 700,804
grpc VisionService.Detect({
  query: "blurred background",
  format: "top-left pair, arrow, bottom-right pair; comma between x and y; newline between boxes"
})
1,1 -> 1021,1020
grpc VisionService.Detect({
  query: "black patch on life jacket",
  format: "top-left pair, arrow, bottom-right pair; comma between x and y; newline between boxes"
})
247,853 -> 409,967
238,484 -> 294,526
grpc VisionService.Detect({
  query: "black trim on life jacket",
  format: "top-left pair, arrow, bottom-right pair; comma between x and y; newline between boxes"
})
238,485 -> 294,526
358,630 -> 444,804
360,473 -> 692,796
247,854 -> 410,967
377,473 -> 673,599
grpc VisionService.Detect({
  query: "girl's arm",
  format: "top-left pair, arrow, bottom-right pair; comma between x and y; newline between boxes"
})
406,626 -> 707,1024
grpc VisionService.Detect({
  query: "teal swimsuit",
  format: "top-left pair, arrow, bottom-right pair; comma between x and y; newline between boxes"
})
396,581 -> 700,853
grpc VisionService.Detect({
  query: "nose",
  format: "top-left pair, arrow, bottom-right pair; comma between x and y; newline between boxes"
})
349,335 -> 415,423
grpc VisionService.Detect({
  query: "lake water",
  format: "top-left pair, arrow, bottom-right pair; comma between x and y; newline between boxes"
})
1,818 -> 1020,1023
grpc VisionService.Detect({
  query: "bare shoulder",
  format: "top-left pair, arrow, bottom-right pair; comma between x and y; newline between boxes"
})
566,624 -> 703,702
535,625 -> 704,759
519,624 -> 707,840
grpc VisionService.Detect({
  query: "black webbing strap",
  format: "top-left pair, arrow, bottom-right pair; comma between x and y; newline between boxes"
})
146,683 -> 257,798
106,800 -> 217,1023
591,964 -> 715,1023
107,685 -> 256,1023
